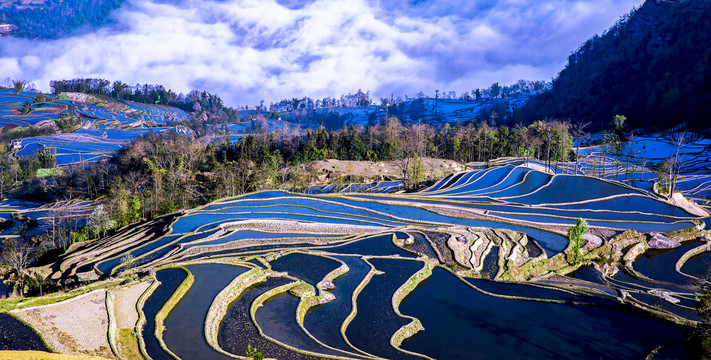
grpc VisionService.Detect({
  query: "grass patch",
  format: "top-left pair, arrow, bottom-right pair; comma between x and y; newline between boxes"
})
116,328 -> 143,360
36,168 -> 64,177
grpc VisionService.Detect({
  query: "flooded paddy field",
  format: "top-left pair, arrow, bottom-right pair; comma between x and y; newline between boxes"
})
6,159 -> 710,359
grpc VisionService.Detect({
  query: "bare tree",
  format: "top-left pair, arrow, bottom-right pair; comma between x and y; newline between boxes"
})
668,132 -> 689,195
1,237 -> 40,297
570,121 -> 591,175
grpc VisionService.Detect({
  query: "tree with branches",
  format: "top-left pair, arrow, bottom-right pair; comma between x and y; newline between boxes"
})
1,237 -> 40,297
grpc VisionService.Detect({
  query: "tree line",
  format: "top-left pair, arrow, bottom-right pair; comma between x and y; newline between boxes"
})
1,117 -> 574,222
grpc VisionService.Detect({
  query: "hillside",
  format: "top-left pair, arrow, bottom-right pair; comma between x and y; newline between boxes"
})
0,0 -> 123,39
518,0 -> 711,132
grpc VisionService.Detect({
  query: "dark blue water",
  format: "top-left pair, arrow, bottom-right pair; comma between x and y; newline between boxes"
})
327,197 -> 569,256
97,232 -> 197,274
0,313 -> 47,351
568,265 -> 605,284
632,241 -> 702,286
303,256 -> 370,355
480,247 -> 499,279
321,234 -> 415,258
507,175 -> 642,205
0,281 -> 8,299
486,170 -> 553,198
610,268 -> 693,294
488,212 -> 695,233
452,202 -> 692,222
438,171 -> 482,191
556,195 -> 694,218
203,199 -> 407,225
171,212 -> 394,234
651,343 -> 691,360
434,167 -> 514,196
467,278 -> 606,304
630,292 -> 700,322
175,241 -> 336,263
142,268 -> 188,360
96,235 -> 184,275
255,293 -> 343,357
345,258 -> 424,360
400,268 -> 686,359
270,253 -> 341,288
680,249 -> 711,278
218,278 -> 317,360
424,173 -> 455,192
454,167 -> 531,196
403,232 -> 438,259
163,264 -> 248,360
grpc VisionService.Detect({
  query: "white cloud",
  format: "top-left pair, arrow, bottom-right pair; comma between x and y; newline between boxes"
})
0,0 -> 643,105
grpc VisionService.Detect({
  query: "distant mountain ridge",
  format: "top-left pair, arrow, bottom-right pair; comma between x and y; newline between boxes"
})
518,0 -> 711,132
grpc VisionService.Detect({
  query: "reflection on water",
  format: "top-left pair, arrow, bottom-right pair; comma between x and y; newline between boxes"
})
0,313 -> 47,351
401,268 -> 685,359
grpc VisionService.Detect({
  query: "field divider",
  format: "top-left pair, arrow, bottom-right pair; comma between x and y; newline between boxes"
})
154,266 -> 193,360
135,277 -> 159,360
675,241 -> 711,279
249,281 -> 358,360
339,258 -> 385,359
106,289 -> 119,359
292,256 -> 375,359
390,259 -> 436,359
204,267 -> 268,358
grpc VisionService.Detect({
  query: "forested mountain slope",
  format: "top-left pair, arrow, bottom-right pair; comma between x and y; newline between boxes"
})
518,0 -> 711,132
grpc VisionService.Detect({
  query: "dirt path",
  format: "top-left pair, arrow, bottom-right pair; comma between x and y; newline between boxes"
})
111,282 -> 151,330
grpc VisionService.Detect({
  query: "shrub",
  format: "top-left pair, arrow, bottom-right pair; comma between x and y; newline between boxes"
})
567,218 -> 588,264
156,200 -> 176,216
246,344 -> 263,360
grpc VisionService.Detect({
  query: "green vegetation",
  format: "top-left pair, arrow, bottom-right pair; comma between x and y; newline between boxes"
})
246,344 -> 264,360
0,113 -> 575,244
36,168 -> 64,178
566,218 -> 589,264
119,255 -> 136,271
116,328 -> 142,360
50,78 -> 235,116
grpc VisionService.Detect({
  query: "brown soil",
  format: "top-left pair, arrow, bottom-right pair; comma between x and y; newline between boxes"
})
299,158 -> 467,184
111,281 -> 151,329
11,290 -> 115,359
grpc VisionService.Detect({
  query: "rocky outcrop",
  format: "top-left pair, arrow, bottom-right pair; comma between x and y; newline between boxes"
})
647,233 -> 680,249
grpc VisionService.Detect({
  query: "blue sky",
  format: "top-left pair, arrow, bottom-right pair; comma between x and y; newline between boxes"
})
0,0 -> 643,106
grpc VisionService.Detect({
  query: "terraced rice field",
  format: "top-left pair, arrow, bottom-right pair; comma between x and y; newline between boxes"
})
1,89 -> 191,164
0,199 -> 92,242
0,90 -> 66,128
575,135 -> 711,208
14,127 -> 193,165
42,165 -> 709,359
